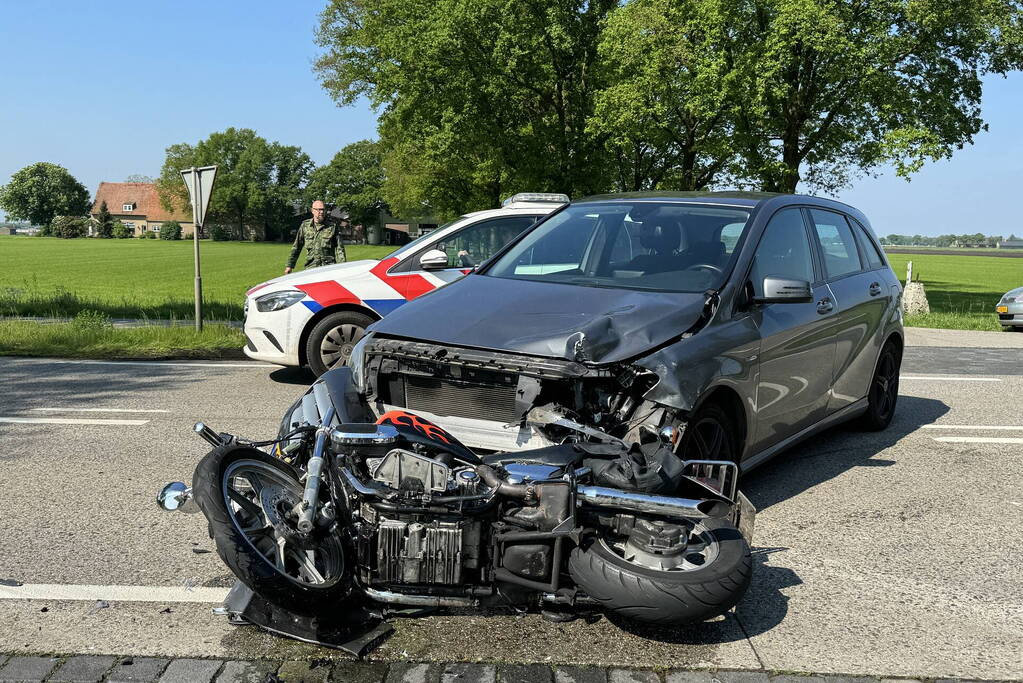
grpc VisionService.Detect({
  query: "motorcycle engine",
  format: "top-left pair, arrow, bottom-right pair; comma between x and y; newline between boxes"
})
361,448 -> 487,585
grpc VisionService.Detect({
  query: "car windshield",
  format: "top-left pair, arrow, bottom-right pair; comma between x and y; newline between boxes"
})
384,219 -> 462,260
483,202 -> 751,292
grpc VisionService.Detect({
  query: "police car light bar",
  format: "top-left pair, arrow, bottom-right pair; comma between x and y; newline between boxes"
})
502,192 -> 570,206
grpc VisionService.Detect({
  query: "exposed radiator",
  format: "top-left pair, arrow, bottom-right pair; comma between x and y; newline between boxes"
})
403,375 -> 519,424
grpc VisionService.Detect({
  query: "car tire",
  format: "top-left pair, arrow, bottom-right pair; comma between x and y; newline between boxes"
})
568,518 -> 752,625
858,340 -> 901,431
192,445 -> 350,616
305,311 -> 374,377
676,402 -> 739,462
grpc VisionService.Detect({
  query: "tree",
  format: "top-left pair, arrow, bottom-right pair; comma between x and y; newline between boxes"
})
125,174 -> 155,184
50,215 -> 89,239
314,0 -> 618,216
112,220 -> 132,238
591,0 -> 743,191
306,140 -> 385,227
159,220 -> 182,240
0,162 -> 90,228
157,129 -> 313,240
96,201 -> 114,238
725,0 -> 1023,192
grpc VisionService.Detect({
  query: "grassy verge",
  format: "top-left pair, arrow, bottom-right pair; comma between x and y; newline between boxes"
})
0,316 -> 246,360
903,312 -> 1004,331
0,236 -> 394,320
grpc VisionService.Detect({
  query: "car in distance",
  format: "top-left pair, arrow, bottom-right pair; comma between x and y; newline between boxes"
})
242,193 -> 568,375
997,286 -> 1023,330
347,191 -> 904,469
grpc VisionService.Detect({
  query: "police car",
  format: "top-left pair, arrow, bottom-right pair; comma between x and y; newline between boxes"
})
242,193 -> 568,375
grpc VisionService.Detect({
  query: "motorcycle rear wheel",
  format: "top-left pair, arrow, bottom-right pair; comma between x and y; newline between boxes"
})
568,518 -> 751,625
193,446 -> 350,616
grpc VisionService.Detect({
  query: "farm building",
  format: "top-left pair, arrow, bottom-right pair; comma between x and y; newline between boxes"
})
90,182 -> 193,237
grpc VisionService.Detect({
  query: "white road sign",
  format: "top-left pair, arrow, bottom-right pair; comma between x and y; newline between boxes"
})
180,165 -> 217,227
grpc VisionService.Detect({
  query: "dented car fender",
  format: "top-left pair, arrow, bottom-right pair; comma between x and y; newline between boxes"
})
635,314 -> 761,457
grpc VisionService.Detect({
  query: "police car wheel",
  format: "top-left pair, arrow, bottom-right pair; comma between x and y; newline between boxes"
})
306,311 -> 374,377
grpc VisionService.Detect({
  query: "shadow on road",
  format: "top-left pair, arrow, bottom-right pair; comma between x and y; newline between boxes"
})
741,394 -> 949,512
268,366 -> 316,386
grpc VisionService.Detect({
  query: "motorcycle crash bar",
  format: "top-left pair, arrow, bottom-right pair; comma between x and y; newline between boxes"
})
576,485 -> 729,519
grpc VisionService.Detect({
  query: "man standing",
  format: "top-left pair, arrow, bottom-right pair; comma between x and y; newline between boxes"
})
284,200 -> 347,274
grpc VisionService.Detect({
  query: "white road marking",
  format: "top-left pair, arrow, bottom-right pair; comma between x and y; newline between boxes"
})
901,375 -> 1002,382
0,417 -> 149,426
0,583 -> 228,604
31,408 -> 171,414
922,424 -> 1023,431
933,436 -> 1023,444
6,358 -> 274,369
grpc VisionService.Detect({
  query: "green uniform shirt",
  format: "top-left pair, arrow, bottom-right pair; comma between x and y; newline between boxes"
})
286,217 -> 347,270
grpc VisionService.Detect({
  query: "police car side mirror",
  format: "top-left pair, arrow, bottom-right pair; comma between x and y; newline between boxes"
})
420,249 -> 449,270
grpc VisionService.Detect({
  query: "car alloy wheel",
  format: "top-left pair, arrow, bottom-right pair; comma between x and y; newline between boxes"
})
319,323 -> 365,371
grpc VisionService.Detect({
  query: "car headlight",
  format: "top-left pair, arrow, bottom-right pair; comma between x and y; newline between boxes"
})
349,333 -> 371,393
255,290 -> 306,312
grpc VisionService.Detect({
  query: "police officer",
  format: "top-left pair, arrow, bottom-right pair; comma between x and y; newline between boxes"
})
284,200 -> 347,274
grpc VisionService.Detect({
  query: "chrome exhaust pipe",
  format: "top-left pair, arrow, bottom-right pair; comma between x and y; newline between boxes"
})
362,586 -> 479,607
576,485 -> 729,519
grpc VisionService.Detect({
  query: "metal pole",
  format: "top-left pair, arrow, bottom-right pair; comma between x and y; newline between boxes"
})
191,168 -> 203,331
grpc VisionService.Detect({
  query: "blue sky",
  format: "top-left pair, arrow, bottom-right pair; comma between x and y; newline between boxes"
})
2,1 -> 1021,237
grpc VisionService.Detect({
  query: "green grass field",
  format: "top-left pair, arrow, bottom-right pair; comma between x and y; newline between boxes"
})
0,236 -> 394,320
0,316 -> 245,359
884,252 -> 1021,330
0,236 -> 1017,331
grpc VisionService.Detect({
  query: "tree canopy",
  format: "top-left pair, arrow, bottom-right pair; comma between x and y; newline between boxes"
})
157,128 -> 313,240
0,162 -> 91,227
305,139 -> 385,226
315,0 -> 1023,203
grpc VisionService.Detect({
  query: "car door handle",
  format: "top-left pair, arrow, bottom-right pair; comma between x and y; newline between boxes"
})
816,297 -> 834,314
869,282 -> 882,296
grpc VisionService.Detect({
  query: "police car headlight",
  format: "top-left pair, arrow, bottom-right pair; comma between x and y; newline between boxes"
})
349,333 -> 371,393
255,290 -> 306,312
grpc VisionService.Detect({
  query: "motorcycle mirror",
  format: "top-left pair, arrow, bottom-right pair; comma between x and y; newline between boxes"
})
157,481 -> 198,514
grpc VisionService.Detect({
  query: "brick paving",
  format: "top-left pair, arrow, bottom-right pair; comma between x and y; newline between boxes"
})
0,656 -> 984,683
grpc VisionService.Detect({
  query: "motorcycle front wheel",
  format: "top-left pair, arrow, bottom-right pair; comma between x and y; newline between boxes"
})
568,518 -> 752,625
192,446 -> 350,616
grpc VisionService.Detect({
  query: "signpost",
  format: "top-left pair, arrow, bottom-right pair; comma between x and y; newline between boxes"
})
180,166 -> 217,331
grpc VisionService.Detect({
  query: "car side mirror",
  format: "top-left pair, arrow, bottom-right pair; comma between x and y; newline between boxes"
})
754,277 -> 812,304
419,249 -> 449,270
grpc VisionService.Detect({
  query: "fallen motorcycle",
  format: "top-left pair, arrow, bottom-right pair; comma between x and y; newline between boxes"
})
159,368 -> 755,650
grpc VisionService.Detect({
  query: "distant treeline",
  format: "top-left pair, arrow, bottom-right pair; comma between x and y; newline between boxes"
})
879,233 -> 1021,247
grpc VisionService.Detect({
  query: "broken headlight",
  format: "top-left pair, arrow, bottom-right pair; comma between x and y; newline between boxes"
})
255,290 -> 306,312
349,332 -> 371,392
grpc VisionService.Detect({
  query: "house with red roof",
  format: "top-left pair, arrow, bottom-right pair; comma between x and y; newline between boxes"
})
90,182 -> 194,237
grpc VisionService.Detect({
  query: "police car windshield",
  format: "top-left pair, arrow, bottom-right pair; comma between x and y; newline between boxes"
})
385,220 -> 461,261
483,202 -> 751,293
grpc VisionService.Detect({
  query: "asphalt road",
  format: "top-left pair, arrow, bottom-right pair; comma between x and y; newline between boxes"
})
0,349 -> 1020,679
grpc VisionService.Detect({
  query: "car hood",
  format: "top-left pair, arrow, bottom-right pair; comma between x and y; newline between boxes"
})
1002,286 -> 1023,301
247,260 -> 378,295
371,275 -> 707,364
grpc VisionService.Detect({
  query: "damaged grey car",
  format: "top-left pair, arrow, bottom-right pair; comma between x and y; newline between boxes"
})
158,191 -> 902,649
354,191 -> 904,465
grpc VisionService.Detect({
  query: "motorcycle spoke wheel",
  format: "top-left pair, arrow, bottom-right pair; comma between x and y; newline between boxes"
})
221,459 -> 344,587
